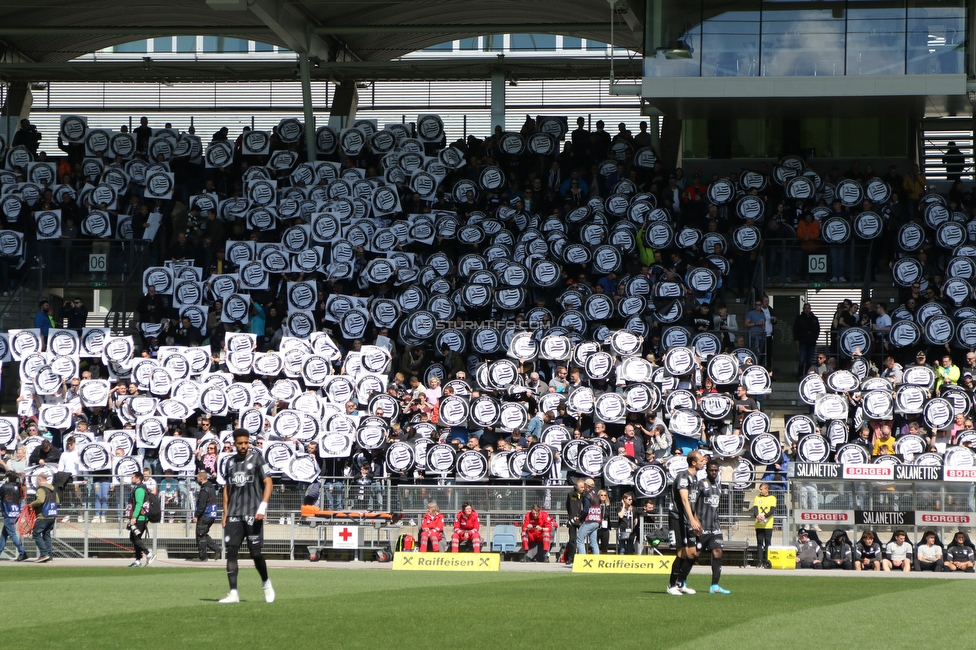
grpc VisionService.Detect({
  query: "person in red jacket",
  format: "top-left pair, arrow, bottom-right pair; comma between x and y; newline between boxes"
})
419,502 -> 445,552
451,502 -> 481,553
521,504 -> 555,561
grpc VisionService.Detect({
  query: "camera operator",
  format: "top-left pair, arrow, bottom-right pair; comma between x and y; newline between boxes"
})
12,119 -> 41,154
63,298 -> 88,334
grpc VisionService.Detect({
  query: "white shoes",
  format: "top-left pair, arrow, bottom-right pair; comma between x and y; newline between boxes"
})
263,580 -> 276,603
144,553 -> 156,567
219,590 -> 240,604
666,586 -> 683,596
839,276 -> 847,282
678,584 -> 696,595
127,560 -> 142,568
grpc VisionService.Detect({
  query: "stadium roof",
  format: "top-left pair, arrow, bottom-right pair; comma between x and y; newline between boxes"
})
0,0 -> 644,66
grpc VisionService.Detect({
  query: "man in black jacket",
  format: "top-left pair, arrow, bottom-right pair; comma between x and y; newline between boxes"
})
564,479 -> 586,565
28,440 -> 61,467
191,472 -> 221,561
792,302 -> 820,380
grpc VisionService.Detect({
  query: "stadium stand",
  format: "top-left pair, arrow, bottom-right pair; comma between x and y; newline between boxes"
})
1,109 -> 971,561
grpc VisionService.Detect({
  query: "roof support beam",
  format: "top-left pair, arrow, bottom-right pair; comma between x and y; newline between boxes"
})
0,23 -> 610,37
0,27 -> 271,37
310,23 -> 611,35
246,0 -> 331,60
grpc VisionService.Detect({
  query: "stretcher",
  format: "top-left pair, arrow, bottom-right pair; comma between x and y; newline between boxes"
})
301,506 -> 402,561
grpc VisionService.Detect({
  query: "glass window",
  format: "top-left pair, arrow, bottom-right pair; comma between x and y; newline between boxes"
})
203,36 -> 218,53
422,41 -> 453,52
177,36 -> 196,53
643,1 -> 702,77
459,38 -> 479,51
485,35 -> 503,51
761,1 -> 846,76
511,34 -> 557,51
220,38 -> 248,53
836,118 -> 883,157
153,37 -> 173,53
800,119 -> 834,158
563,36 -> 583,50
254,41 -> 274,52
732,119 -> 782,157
701,0 -> 760,77
586,39 -> 609,51
907,0 -> 965,74
847,2 -> 906,75
682,120 -> 709,158
115,40 -> 147,53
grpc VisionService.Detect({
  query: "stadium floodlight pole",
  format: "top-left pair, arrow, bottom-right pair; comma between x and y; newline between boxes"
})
299,53 -> 317,163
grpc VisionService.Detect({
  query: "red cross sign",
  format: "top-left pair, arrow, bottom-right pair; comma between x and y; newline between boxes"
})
333,525 -> 359,549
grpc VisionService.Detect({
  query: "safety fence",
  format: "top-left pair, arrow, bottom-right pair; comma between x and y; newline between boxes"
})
789,465 -> 976,546
7,471 -> 791,561
763,239 -> 874,287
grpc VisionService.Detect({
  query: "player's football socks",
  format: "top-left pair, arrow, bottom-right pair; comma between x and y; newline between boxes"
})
263,580 -> 276,603
219,590 -> 240,603
709,585 -> 731,595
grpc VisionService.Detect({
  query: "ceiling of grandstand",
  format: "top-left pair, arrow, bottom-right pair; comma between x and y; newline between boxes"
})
0,0 -> 644,65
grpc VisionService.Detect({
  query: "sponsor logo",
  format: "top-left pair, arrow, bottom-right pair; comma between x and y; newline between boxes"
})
798,511 -> 853,522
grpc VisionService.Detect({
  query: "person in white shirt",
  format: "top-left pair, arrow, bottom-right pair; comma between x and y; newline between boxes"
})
915,531 -> 943,571
56,437 -> 82,523
57,437 -> 81,477
883,530 -> 913,572
872,303 -> 892,348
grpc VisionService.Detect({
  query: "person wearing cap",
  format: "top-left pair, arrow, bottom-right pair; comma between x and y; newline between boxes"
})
909,350 -> 932,370
794,529 -> 822,569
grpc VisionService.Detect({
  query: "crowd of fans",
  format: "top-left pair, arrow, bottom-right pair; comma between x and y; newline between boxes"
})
0,112 -> 974,564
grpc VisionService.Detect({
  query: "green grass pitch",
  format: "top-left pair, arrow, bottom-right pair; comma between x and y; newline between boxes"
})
0,566 -> 971,649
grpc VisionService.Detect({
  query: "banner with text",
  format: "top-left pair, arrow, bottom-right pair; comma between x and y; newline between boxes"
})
392,552 -> 500,571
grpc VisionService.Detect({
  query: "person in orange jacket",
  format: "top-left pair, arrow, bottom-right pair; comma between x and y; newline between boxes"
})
797,212 -> 821,253
521,504 -> 555,561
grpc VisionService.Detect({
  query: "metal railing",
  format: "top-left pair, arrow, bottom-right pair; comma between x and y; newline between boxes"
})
788,474 -> 976,546
10,471 -> 785,561
102,241 -> 155,333
763,239 -> 873,286
37,239 -> 145,288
